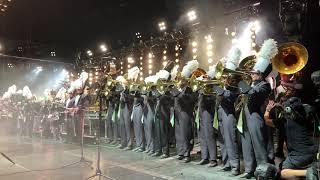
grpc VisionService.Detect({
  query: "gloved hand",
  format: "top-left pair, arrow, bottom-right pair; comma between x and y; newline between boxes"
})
238,81 -> 251,94
212,86 -> 224,96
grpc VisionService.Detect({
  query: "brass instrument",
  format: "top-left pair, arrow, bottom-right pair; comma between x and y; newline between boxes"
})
156,79 -> 178,93
272,42 -> 308,75
215,61 -> 252,85
190,79 -> 223,95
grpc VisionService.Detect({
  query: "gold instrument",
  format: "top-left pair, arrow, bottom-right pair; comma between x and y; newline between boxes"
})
157,79 -> 178,93
272,42 -> 308,75
190,79 -> 223,95
215,61 -> 252,85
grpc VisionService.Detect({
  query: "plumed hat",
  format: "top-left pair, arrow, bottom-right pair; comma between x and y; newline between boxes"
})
128,66 -> 140,81
253,39 -> 278,74
181,60 -> 199,78
225,47 -> 242,71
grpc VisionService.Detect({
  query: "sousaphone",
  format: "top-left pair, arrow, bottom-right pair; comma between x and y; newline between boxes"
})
272,42 -> 308,75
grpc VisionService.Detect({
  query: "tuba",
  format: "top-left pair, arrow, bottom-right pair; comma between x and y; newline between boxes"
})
272,42 -> 308,75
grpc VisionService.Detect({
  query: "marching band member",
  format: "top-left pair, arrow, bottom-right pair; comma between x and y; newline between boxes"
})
142,75 -> 159,155
173,60 -> 198,163
130,67 -> 145,152
154,63 -> 175,158
213,47 -> 243,175
238,39 -> 278,179
105,82 -> 118,144
118,67 -> 139,150
196,67 -> 219,168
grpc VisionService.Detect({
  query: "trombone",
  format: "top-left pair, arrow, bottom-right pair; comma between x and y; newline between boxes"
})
190,79 -> 223,95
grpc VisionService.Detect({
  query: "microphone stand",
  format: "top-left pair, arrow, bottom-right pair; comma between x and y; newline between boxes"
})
87,86 -> 113,180
63,101 -> 92,169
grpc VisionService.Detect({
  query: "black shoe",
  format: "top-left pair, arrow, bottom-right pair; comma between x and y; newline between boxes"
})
137,148 -> 145,152
148,151 -> 155,156
220,166 -> 231,171
207,160 -> 218,167
132,147 -> 140,152
151,152 -> 162,157
230,169 -> 240,176
197,159 -> 209,165
177,155 -> 184,160
123,146 -> 132,151
240,172 -> 254,179
160,154 -> 169,159
118,145 -> 125,149
184,157 -> 191,163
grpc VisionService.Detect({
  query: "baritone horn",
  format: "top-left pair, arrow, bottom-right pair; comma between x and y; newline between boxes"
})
272,42 -> 308,75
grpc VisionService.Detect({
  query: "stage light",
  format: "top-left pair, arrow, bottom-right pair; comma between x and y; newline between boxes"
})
231,32 -> 236,37
127,64 -> 131,69
148,59 -> 152,63
175,53 -> 179,57
89,77 -> 93,81
127,56 -> 134,63
207,51 -> 213,57
121,71 -> 123,74
193,55 -> 197,59
120,62 -> 123,65
192,41 -> 197,47
148,64 -> 153,69
163,56 -> 167,60
251,42 -> 256,47
225,28 -> 229,35
163,50 -> 167,54
148,70 -> 152,75
175,59 -> 179,63
192,48 -> 197,53
140,72 -> 143,75
207,44 -> 213,50
140,77 -> 143,81
187,10 -> 197,21
158,21 -> 166,31
140,56 -> 143,60
148,53 -> 153,58
87,50 -> 93,56
162,61 -> 167,67
100,44 -> 107,52
175,45 -> 179,51
95,72 -> 99,75
89,72 -> 93,77
208,58 -> 213,63
36,66 -> 43,72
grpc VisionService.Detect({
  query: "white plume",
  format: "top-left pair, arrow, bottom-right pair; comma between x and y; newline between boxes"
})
56,87 -> 66,101
68,81 -> 75,93
207,65 -> 217,78
181,60 -> 199,78
22,86 -> 33,99
128,66 -> 140,81
170,65 -> 179,81
144,75 -> 159,84
225,47 -> 242,70
116,75 -> 127,84
253,39 -> 278,73
8,85 -> 17,95
157,70 -> 170,80
2,92 -> 11,99
73,79 -> 83,89
79,72 -> 89,82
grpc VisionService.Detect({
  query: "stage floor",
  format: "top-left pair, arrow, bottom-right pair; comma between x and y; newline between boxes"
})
0,136 -> 237,180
